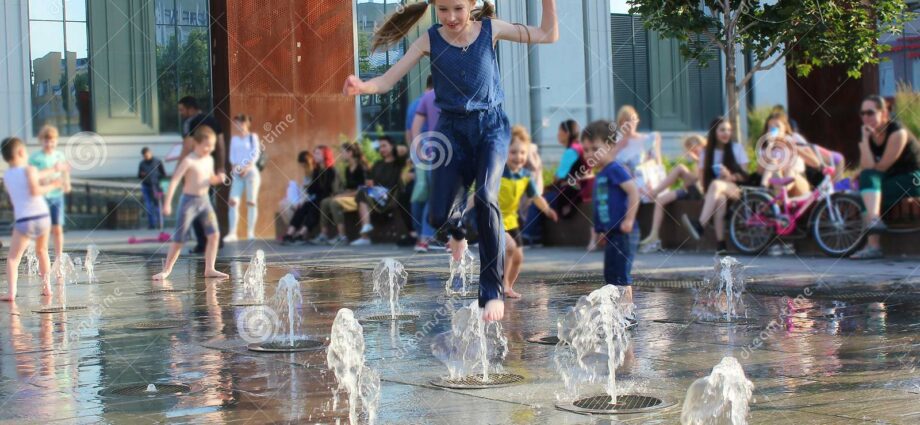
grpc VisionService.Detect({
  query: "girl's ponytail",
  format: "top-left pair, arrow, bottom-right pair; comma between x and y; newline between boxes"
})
371,1 -> 497,51
472,2 -> 496,21
371,2 -> 430,51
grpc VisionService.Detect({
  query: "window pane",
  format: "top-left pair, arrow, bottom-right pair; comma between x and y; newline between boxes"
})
178,27 -> 212,112
355,0 -> 408,140
65,21 -> 91,133
157,25 -> 180,133
30,20 -> 66,135
156,0 -> 177,25
177,0 -> 208,26
29,0 -> 64,21
65,0 -> 87,21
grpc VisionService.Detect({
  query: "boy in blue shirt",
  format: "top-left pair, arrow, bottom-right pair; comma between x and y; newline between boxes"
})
582,120 -> 640,313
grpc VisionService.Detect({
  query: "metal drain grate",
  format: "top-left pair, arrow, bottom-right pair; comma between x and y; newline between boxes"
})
229,301 -> 263,307
108,383 -> 190,396
32,306 -> 87,314
136,289 -> 191,295
526,333 -> 563,345
126,320 -> 185,330
558,394 -> 673,415
430,373 -> 525,389
654,317 -> 760,327
361,313 -> 420,322
247,340 -> 324,352
697,317 -> 760,326
444,291 -> 478,299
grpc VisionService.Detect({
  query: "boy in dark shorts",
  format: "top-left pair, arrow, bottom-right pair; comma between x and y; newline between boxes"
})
582,120 -> 640,321
154,127 -> 228,281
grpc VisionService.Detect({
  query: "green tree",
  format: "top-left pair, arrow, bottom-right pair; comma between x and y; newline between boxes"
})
628,0 -> 910,140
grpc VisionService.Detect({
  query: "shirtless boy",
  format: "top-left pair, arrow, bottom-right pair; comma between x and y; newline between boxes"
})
154,127 -> 229,280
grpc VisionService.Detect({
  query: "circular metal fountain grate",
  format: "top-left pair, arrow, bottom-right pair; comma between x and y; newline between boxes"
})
526,333 -> 563,345
108,383 -> 190,396
247,339 -> 324,352
126,320 -> 186,330
557,394 -> 674,415
32,306 -> 87,314
136,289 -> 191,295
430,373 -> 525,389
361,313 -> 420,322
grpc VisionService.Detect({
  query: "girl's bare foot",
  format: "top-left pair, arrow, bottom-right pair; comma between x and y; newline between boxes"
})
505,289 -> 522,299
449,238 -> 467,262
41,284 -> 52,296
0,294 -> 15,302
482,299 -> 504,321
204,269 -> 229,279
153,270 -> 171,281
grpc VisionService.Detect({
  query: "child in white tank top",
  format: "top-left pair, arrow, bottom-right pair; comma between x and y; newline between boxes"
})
2,137 -> 67,300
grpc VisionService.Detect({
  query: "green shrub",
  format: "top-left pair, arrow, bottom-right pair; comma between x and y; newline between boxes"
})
894,82 -> 920,138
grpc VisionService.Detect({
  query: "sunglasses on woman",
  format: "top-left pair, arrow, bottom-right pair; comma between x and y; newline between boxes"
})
859,109 -> 877,117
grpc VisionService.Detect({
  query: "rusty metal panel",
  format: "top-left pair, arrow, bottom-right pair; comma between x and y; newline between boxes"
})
212,0 -> 356,238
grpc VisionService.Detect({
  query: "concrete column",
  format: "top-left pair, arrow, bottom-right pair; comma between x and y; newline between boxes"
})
497,0 -> 531,130
0,1 -> 32,145
582,0 -> 615,122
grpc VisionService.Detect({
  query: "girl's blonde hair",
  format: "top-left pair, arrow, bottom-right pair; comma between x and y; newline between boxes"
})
38,124 -> 59,140
511,125 -> 531,145
682,134 -> 706,151
372,0 -> 496,51
616,105 -> 639,127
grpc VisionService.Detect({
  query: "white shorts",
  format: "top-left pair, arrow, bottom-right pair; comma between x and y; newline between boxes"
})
14,215 -> 51,238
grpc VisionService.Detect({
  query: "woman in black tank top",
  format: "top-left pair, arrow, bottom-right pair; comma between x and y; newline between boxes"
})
851,95 -> 920,259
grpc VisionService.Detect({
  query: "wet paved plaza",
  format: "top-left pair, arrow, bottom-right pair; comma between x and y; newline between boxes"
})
0,251 -> 918,424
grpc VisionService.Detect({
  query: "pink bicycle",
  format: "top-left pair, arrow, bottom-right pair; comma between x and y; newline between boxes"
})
729,165 -> 866,257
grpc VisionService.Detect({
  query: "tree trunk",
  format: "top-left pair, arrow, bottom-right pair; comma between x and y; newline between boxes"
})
724,49 -> 743,145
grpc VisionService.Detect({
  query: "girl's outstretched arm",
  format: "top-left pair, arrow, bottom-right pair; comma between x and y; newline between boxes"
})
493,0 -> 558,44
343,35 -> 429,96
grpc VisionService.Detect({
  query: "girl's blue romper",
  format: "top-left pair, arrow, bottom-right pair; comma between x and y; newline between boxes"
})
426,18 -> 510,307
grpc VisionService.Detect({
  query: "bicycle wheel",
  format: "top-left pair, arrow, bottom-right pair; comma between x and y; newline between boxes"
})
812,193 -> 865,257
729,191 -> 775,255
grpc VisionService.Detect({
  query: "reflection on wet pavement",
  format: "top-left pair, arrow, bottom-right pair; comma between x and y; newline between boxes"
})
0,254 -> 917,424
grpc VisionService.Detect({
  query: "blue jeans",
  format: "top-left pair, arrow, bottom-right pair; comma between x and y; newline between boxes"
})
428,107 -> 510,307
603,229 -> 635,286
412,201 -> 435,239
141,185 -> 161,229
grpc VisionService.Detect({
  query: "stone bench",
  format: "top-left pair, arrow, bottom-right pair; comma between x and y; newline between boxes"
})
543,196 -> 920,256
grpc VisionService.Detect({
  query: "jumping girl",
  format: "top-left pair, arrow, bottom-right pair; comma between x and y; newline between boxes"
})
343,0 -> 559,321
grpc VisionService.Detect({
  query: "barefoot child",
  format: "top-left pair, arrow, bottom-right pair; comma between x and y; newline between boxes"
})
154,127 -> 228,280
499,130 -> 557,298
582,120 -> 640,322
2,137 -> 65,300
344,0 -> 558,321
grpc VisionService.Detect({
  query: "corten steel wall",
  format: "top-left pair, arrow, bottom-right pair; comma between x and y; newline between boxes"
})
787,65 -> 879,170
210,0 -> 357,239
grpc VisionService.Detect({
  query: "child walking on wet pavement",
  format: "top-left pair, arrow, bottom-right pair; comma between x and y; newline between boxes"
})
581,120 -> 640,326
154,127 -> 228,281
343,0 -> 559,321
